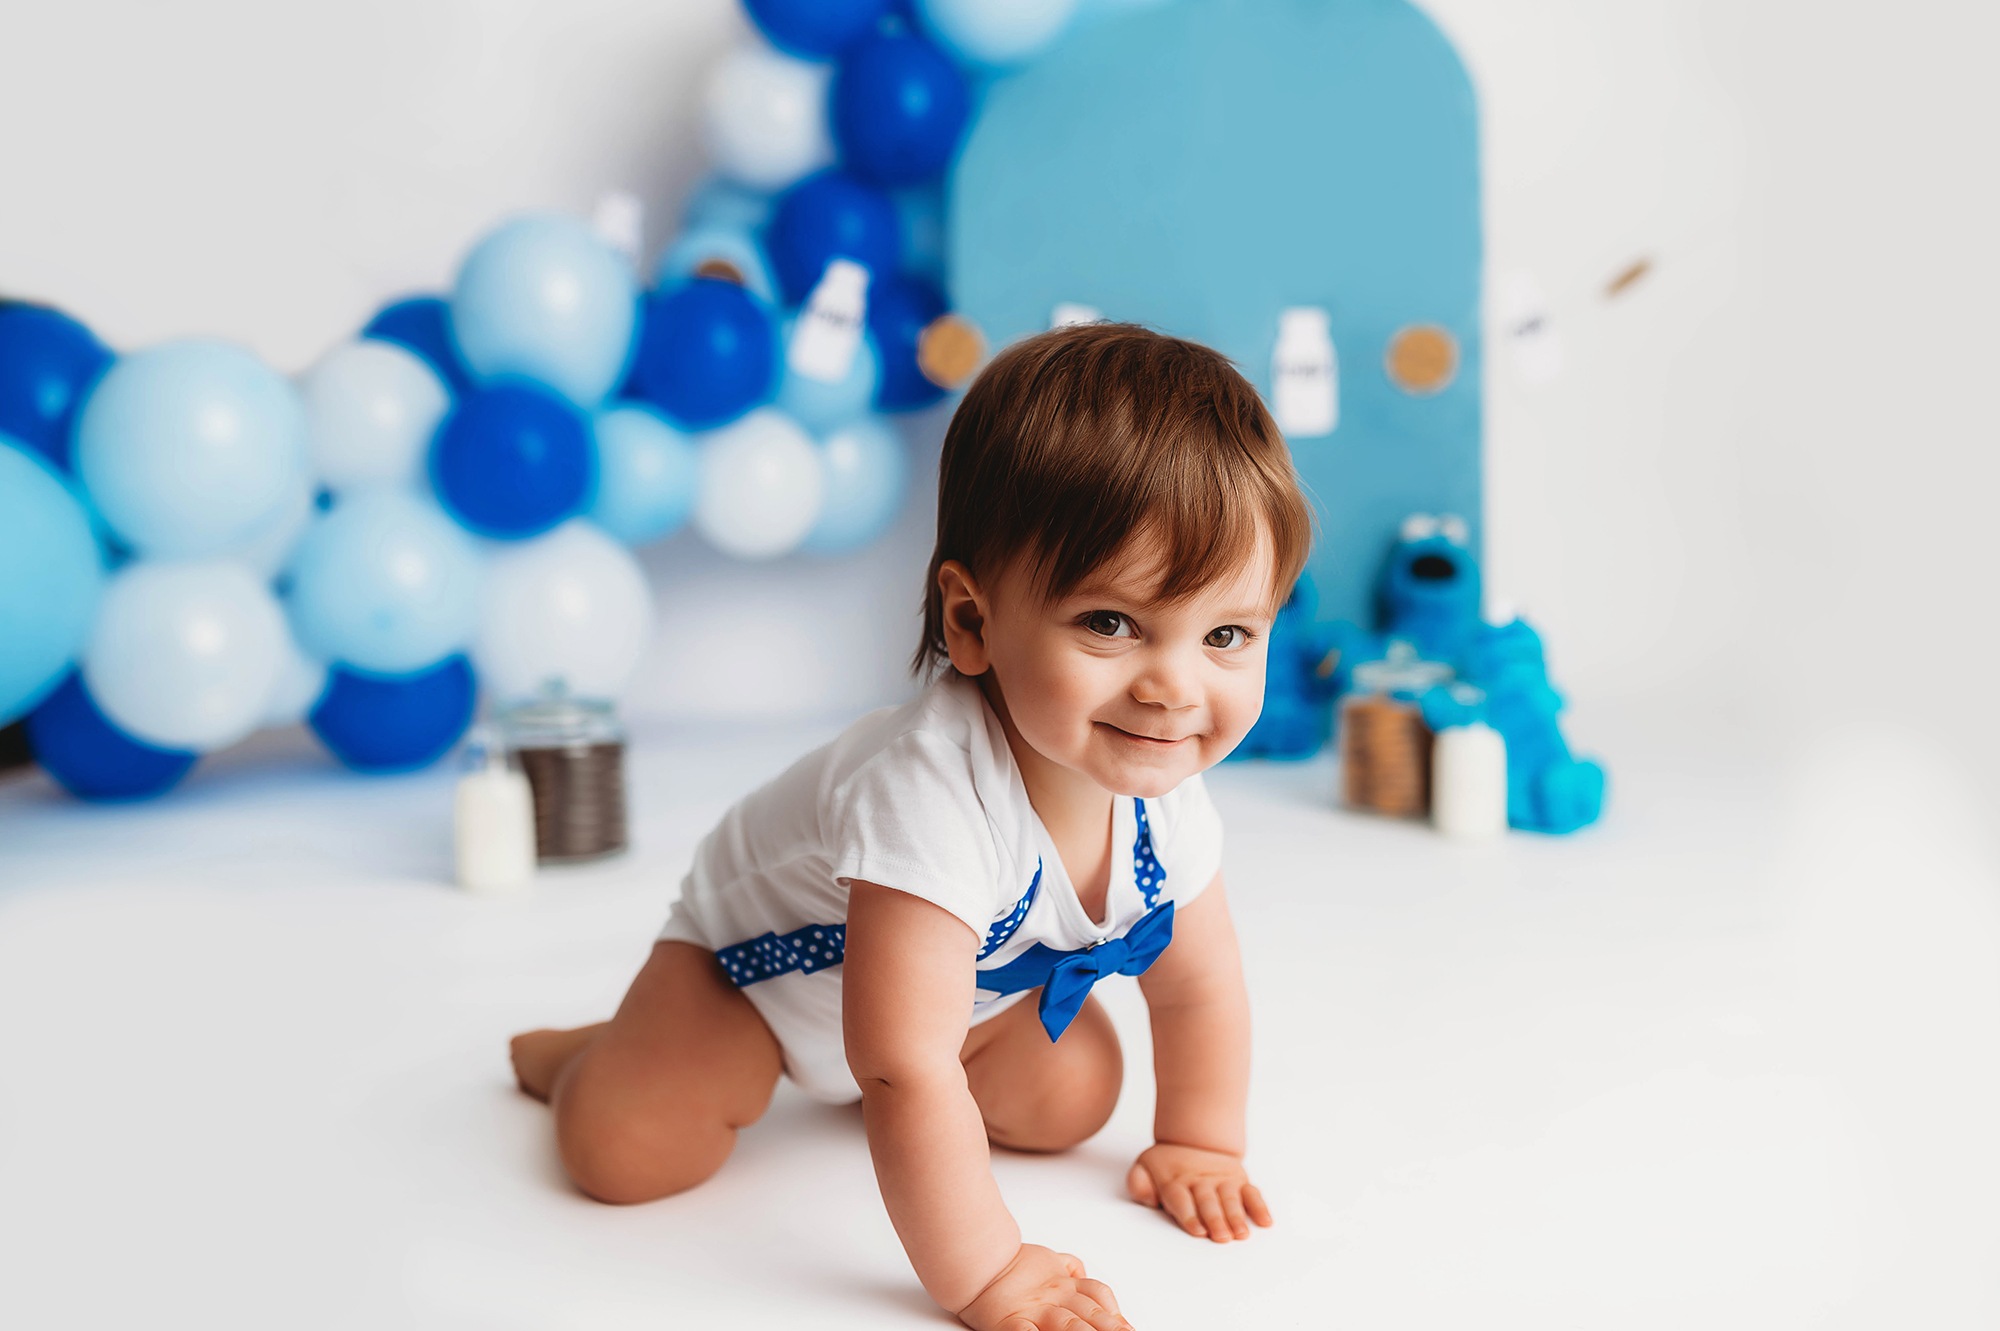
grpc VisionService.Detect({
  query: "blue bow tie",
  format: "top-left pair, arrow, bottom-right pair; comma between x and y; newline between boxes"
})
976,901 -> 1177,1041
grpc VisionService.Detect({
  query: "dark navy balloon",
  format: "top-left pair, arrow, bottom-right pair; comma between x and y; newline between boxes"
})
430,382 -> 595,539
309,655 -> 476,774
626,279 -> 778,431
765,170 -> 902,306
26,672 -> 197,802
868,273 -> 950,411
832,31 -> 970,187
0,305 -> 112,472
745,0 -> 893,58
363,295 -> 475,396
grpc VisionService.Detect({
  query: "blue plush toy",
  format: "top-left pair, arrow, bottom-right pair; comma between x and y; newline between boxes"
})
1251,513 -> 1606,834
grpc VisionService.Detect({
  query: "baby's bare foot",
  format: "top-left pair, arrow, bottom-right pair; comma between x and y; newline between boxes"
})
509,1023 -> 605,1102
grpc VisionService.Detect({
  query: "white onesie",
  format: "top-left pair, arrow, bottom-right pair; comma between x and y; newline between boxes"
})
658,671 -> 1226,1103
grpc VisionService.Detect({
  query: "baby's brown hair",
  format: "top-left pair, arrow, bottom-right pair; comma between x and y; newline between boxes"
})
915,322 -> 1314,675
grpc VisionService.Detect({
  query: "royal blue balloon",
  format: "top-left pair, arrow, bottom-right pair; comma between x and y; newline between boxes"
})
0,305 -> 112,472
308,655 -> 476,774
832,31 -> 970,187
745,0 -> 894,58
765,170 -> 902,306
430,382 -> 595,539
626,279 -> 778,431
363,296 -> 474,396
26,672 -> 197,802
868,273 -> 950,410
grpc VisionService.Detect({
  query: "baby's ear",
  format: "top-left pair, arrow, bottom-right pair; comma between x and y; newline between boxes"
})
937,561 -> 992,675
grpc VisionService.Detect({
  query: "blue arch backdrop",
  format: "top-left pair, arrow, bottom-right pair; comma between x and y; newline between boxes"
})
950,0 -> 1481,629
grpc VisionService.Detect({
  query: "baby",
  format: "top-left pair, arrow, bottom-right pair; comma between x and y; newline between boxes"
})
511,321 -> 1312,1330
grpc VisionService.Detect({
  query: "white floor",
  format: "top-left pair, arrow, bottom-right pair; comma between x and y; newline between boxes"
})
2,703 -> 1997,1330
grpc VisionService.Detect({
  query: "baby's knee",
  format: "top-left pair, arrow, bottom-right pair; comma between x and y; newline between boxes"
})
556,1106 -> 732,1204
985,1031 -> 1124,1153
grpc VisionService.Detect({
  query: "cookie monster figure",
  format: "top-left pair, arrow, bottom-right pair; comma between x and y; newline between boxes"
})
1241,514 -> 1606,834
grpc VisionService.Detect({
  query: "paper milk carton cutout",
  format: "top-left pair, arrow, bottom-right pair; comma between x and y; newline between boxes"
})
949,0 -> 1482,629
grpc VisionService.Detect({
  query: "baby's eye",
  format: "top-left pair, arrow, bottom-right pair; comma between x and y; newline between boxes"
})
1083,611 -> 1136,639
1205,625 -> 1252,650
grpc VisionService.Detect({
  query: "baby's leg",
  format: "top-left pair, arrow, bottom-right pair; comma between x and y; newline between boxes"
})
960,993 -> 1123,1152
528,940 -> 784,1204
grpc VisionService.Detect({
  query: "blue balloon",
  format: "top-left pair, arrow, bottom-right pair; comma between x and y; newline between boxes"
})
893,183 -> 948,284
0,305 -> 112,472
27,672 -> 197,802
765,170 -> 902,306
832,31 -> 970,187
589,405 -> 701,545
75,339 -> 309,559
776,316 -> 882,434
450,214 -> 638,408
868,273 -> 950,410
745,0 -> 894,58
654,223 -> 780,306
308,655 -> 476,774
917,0 -> 1079,66
363,296 -> 474,396
286,489 -> 484,675
430,382 -> 595,540
0,441 -> 105,724
626,279 -> 778,431
802,418 -> 909,554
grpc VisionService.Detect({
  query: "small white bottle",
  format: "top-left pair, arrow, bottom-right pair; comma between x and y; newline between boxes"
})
1432,722 -> 1509,838
454,727 -> 537,894
788,258 -> 871,383
1272,306 -> 1338,438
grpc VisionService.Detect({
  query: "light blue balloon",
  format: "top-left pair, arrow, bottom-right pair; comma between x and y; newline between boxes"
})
588,405 -> 700,545
654,223 -> 780,307
917,0 -> 1079,67
0,439 -> 104,724
75,339 -> 308,559
285,488 -> 483,676
683,176 -> 776,233
450,213 -> 638,408
801,417 -> 908,554
776,315 -> 883,435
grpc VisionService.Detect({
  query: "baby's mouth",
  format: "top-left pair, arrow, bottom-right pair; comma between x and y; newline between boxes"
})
1098,722 -> 1190,746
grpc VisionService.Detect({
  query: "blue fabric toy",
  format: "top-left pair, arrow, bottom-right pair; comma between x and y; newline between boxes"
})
1242,514 -> 1606,834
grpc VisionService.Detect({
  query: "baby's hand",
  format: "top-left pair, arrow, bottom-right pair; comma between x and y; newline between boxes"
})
956,1243 -> 1133,1331
1126,1143 -> 1274,1243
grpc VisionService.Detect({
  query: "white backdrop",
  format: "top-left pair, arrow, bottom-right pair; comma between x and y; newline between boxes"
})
3,0 -> 1994,788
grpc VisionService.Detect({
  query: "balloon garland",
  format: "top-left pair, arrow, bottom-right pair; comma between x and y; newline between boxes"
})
0,0 -> 1092,800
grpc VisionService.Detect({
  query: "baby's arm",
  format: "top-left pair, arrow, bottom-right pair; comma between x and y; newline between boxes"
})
844,881 -> 1132,1331
1131,874 -> 1275,1242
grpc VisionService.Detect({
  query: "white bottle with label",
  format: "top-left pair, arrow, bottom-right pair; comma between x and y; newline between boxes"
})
454,727 -> 537,894
788,258 -> 871,383
1432,722 -> 1509,838
1272,306 -> 1338,437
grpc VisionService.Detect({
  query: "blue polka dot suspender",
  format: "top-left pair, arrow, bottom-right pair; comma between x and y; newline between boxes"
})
713,798 -> 1165,989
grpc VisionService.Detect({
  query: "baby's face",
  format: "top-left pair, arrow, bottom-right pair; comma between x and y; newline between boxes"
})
974,533 -> 1279,799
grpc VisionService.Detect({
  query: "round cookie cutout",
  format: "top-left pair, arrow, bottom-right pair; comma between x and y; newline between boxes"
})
1385,324 -> 1459,395
917,313 -> 986,389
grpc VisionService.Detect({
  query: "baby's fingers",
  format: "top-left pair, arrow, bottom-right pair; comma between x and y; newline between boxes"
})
1077,1277 -> 1121,1318
1242,1182 -> 1274,1228
1125,1161 -> 1159,1209
1062,1291 -> 1133,1331
1218,1184 -> 1254,1241
1192,1184 -> 1233,1244
1158,1180 -> 1204,1236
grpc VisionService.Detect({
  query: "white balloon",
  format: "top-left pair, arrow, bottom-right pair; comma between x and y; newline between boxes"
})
474,520 -> 653,702
300,340 -> 451,494
918,0 -> 1080,66
694,408 -> 824,560
702,41 -> 836,192
260,632 -> 329,728
83,560 -> 287,752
